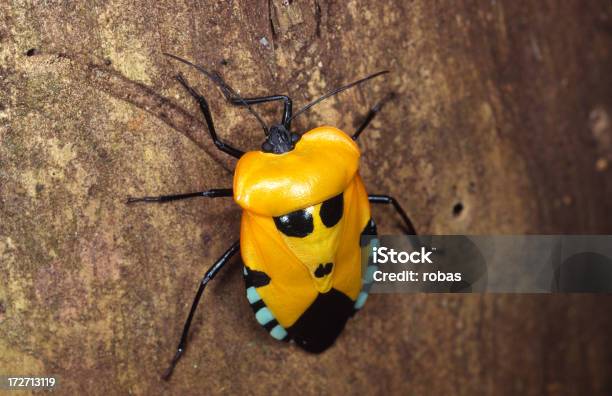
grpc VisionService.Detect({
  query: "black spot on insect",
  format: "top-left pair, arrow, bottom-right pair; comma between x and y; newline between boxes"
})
26,48 -> 37,57
244,266 -> 271,288
245,268 -> 271,288
314,263 -> 333,278
287,288 -> 355,353
249,299 -> 266,313
320,193 -> 343,228
274,208 -> 314,237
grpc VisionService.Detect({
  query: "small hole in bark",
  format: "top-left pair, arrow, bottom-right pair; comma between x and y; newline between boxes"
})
26,48 -> 37,56
452,202 -> 464,217
104,58 -> 112,66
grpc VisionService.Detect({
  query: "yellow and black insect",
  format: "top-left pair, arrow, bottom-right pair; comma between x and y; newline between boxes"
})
128,54 -> 418,380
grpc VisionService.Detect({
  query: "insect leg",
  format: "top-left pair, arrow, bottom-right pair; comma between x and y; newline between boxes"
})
352,93 -> 396,141
368,194 -> 417,235
369,194 -> 426,249
175,74 -> 244,159
162,240 -> 241,381
126,188 -> 232,204
227,95 -> 293,128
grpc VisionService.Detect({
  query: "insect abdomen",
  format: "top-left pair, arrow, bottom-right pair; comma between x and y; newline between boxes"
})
242,217 -> 378,352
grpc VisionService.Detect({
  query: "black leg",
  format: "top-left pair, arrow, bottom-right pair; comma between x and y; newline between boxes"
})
368,194 -> 417,235
126,188 -> 232,204
175,74 -> 244,159
162,241 -> 241,381
227,95 -> 293,129
352,93 -> 395,141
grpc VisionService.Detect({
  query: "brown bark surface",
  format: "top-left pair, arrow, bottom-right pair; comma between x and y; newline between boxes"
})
1,1 -> 611,395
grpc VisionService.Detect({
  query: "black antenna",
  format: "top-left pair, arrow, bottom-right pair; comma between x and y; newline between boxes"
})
287,70 -> 389,123
163,53 -> 270,135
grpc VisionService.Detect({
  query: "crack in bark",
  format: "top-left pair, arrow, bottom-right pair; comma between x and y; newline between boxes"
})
314,0 -> 322,38
268,0 -> 278,41
53,52 -> 235,174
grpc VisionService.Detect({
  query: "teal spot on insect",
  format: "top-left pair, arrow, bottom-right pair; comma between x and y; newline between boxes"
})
246,287 -> 260,304
255,307 -> 274,325
270,325 -> 288,340
364,265 -> 378,284
354,291 -> 369,310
